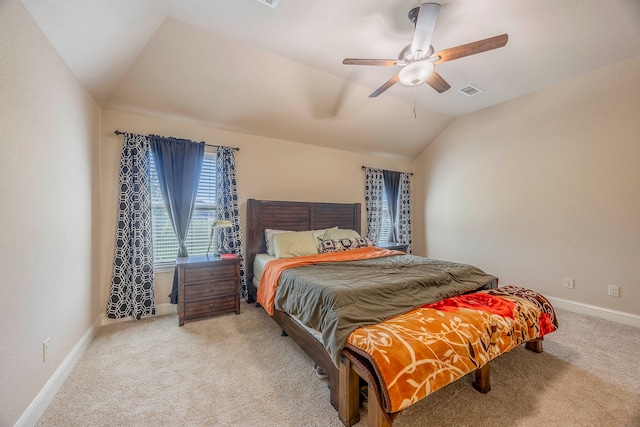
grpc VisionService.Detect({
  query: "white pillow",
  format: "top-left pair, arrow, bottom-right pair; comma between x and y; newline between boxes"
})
273,231 -> 319,258
312,226 -> 338,248
265,229 -> 294,255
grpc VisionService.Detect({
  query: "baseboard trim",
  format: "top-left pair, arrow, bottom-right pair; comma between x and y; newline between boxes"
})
14,313 -> 103,427
101,303 -> 177,326
17,304 -> 177,426
155,303 -> 177,317
547,296 -> 640,328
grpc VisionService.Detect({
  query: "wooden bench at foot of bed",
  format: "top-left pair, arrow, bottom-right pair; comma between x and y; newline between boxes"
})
336,286 -> 558,426
339,338 -> 544,427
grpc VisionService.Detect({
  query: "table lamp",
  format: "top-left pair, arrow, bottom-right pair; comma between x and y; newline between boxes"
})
206,220 -> 233,257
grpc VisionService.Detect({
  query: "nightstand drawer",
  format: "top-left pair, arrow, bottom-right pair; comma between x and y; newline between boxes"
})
185,296 -> 237,319
184,280 -> 237,300
184,263 -> 236,284
177,255 -> 241,326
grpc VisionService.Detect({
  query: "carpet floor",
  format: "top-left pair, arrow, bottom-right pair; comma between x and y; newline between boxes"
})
37,303 -> 640,426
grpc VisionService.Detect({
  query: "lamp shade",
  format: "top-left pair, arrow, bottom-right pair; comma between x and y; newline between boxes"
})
398,60 -> 434,86
207,220 -> 234,256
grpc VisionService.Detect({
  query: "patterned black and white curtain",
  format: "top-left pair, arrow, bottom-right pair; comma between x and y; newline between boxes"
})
215,147 -> 247,299
364,167 -> 384,243
106,133 -> 155,320
398,172 -> 413,253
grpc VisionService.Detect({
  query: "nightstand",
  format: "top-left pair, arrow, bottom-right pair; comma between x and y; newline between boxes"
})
176,255 -> 241,326
377,242 -> 408,252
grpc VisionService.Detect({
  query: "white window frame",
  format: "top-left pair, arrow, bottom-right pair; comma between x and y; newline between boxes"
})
378,187 -> 392,245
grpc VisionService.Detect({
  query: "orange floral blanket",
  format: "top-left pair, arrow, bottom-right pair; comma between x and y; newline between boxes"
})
345,286 -> 558,413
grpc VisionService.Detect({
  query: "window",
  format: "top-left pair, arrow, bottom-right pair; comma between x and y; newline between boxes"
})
149,152 -> 217,268
378,187 -> 392,244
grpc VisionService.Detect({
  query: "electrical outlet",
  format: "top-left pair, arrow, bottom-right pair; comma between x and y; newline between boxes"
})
563,277 -> 575,289
608,285 -> 620,297
43,338 -> 50,362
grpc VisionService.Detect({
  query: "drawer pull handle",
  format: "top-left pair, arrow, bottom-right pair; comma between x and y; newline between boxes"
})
209,287 -> 214,292
209,303 -> 214,308
209,270 -> 215,275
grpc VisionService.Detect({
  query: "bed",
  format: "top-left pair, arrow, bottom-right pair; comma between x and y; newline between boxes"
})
246,199 -> 364,412
245,199 -> 557,427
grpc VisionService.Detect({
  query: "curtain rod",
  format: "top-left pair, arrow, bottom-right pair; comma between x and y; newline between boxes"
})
113,130 -> 239,151
361,165 -> 413,176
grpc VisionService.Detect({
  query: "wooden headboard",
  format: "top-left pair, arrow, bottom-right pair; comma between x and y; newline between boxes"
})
245,199 -> 361,302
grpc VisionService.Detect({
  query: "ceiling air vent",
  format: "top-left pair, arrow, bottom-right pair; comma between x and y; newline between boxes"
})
458,84 -> 483,96
255,0 -> 279,8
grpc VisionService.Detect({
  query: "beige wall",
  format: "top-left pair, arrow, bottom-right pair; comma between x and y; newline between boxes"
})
412,56 -> 640,315
100,109 -> 412,307
0,1 -> 102,425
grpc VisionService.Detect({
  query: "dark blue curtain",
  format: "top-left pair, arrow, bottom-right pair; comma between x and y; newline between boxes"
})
149,135 -> 204,304
382,170 -> 401,243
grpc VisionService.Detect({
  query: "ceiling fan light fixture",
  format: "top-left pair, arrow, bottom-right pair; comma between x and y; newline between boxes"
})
398,60 -> 434,86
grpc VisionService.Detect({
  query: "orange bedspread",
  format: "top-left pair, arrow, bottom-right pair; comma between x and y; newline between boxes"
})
345,286 -> 558,413
256,247 -> 402,315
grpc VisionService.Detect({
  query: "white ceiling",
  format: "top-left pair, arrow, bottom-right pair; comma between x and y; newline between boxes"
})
21,0 -> 640,159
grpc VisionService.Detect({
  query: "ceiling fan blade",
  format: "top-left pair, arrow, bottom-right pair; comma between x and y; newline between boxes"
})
425,71 -> 451,93
433,34 -> 508,64
343,58 -> 400,66
369,75 -> 399,98
410,3 -> 440,58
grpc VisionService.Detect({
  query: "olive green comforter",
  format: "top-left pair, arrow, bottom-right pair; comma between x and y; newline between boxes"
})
273,253 -> 497,364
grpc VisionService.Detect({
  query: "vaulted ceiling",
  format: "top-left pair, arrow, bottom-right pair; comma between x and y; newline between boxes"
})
21,0 -> 640,159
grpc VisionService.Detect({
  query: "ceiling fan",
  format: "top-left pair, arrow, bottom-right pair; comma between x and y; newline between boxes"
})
343,3 -> 508,97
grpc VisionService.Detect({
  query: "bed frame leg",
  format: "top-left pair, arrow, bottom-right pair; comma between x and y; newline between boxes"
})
338,356 -> 361,426
473,362 -> 491,394
367,385 -> 392,427
525,338 -> 543,353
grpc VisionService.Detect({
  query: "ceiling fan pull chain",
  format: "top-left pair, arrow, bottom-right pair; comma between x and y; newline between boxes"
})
413,87 -> 417,119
